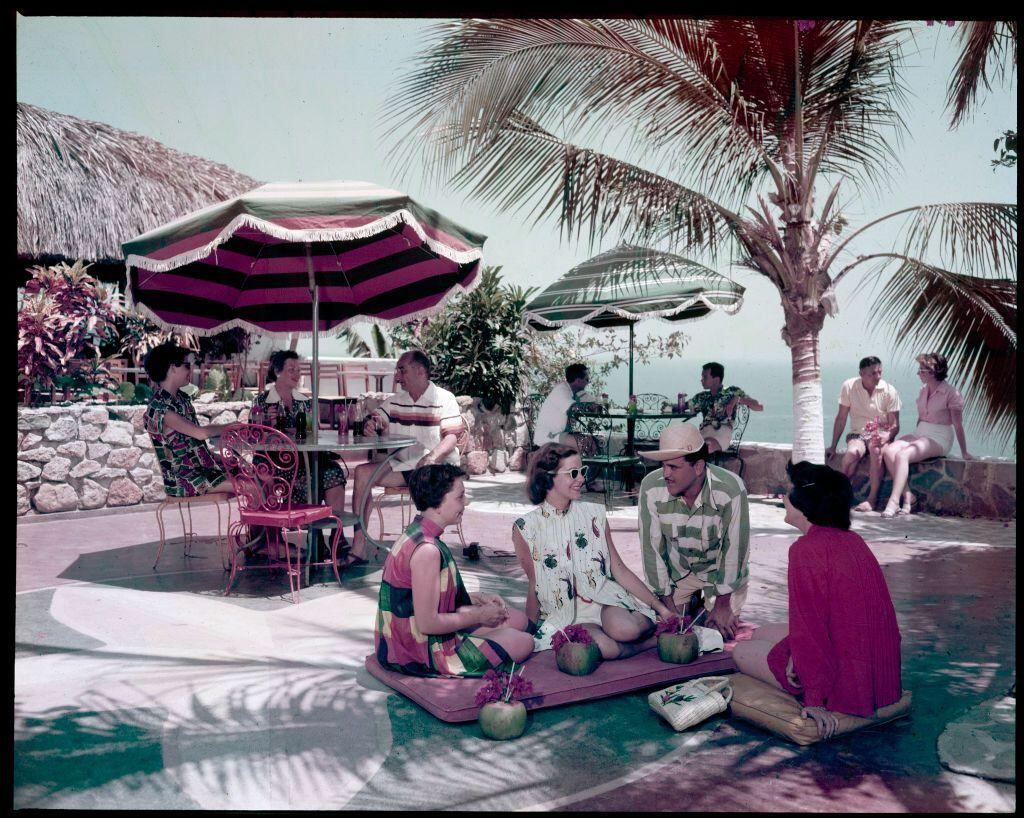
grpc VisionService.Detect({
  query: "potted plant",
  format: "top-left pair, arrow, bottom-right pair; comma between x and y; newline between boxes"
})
475,663 -> 533,740
655,615 -> 700,664
552,624 -> 601,676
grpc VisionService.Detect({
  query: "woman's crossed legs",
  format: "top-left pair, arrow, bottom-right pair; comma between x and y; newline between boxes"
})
582,606 -> 657,660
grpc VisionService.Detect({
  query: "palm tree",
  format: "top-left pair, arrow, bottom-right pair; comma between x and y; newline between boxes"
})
338,324 -> 396,359
385,19 -> 1016,461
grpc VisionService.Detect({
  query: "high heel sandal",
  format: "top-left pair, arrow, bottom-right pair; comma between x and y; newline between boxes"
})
881,501 -> 900,519
898,492 -> 916,515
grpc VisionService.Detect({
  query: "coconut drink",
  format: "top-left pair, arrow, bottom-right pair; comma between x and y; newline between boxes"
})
655,614 -> 702,664
552,625 -> 601,676
475,665 -> 533,740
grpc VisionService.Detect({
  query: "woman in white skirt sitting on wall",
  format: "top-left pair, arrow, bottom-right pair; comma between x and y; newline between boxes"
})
880,352 -> 971,518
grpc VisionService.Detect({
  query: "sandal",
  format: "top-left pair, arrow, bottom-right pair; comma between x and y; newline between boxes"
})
853,501 -> 873,513
880,501 -> 900,519
898,492 -> 916,516
338,552 -> 369,570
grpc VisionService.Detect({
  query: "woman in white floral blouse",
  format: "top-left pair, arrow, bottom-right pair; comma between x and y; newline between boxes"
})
511,443 -> 673,658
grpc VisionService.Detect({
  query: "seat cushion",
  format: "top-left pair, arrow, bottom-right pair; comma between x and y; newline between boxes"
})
240,504 -> 333,527
365,644 -> 739,723
728,673 -> 913,745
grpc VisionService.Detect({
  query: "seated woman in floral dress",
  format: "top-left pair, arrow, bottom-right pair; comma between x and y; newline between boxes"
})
143,342 -> 235,498
732,461 -> 903,740
512,443 -> 673,659
375,464 -> 534,677
251,350 -> 348,519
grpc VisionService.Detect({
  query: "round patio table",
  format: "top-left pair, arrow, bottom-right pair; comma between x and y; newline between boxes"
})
569,408 -> 696,500
282,430 -> 416,553
570,409 -> 696,456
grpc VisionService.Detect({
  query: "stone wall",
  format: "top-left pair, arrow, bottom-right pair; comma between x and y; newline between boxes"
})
17,401 -> 1014,520
17,397 -> 250,515
736,442 -> 1015,520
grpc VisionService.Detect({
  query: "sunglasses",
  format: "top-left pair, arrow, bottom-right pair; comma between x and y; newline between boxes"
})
553,465 -> 589,480
177,361 -> 193,369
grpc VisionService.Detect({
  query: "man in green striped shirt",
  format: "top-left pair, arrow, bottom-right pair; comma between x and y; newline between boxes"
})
638,422 -> 750,640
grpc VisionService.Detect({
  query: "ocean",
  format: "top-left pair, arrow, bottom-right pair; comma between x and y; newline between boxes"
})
594,355 -> 1015,461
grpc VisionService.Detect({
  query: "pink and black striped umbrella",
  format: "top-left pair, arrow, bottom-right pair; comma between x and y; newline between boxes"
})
122,180 -> 486,337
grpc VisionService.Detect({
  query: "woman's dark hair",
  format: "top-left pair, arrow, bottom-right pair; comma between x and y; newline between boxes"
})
916,352 -> 949,382
786,460 -> 853,530
143,342 -> 189,383
408,463 -> 467,511
526,442 -> 579,505
266,350 -> 300,383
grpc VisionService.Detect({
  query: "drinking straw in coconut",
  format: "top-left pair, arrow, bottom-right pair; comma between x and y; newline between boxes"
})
680,608 -> 707,635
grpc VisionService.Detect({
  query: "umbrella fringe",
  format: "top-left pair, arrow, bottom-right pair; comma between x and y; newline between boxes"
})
124,209 -> 483,278
523,291 -> 744,329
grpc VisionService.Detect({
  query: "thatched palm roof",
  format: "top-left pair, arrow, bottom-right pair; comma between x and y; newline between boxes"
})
17,102 -> 260,263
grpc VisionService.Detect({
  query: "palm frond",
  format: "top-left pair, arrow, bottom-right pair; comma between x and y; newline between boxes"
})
384,18 -> 780,208
947,21 -> 1017,128
338,328 -> 370,358
900,203 -> 1017,277
799,20 -> 912,194
868,258 -> 1016,448
424,112 -> 740,254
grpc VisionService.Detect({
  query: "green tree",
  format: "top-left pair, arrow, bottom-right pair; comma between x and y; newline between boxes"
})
338,324 -> 397,358
391,266 -> 536,412
387,19 -> 1017,460
524,327 -> 688,398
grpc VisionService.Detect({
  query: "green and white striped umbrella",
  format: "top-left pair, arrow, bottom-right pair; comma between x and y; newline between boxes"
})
525,244 -> 745,395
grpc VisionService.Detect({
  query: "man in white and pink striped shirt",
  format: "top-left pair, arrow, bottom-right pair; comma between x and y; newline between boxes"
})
348,350 -> 467,564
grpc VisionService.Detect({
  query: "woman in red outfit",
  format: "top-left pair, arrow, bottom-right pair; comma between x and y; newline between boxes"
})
733,461 -> 902,739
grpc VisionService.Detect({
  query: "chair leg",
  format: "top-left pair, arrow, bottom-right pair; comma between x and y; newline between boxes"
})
153,500 -> 169,569
223,523 -> 245,596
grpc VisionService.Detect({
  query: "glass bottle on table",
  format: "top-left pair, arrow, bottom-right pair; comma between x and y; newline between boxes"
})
250,404 -> 264,427
295,407 -> 307,440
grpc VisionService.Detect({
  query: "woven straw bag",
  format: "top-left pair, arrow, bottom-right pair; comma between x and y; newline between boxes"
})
648,675 -> 733,732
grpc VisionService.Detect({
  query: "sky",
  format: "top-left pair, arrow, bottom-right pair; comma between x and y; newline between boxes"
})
16,16 -> 1017,371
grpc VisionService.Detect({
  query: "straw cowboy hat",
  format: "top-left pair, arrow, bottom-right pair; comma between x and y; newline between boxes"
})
639,422 -> 706,461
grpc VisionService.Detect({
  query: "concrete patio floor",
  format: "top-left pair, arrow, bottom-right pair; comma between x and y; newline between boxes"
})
14,472 -> 1016,811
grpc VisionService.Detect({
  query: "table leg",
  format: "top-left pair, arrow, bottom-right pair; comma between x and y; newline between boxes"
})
355,447 -> 402,557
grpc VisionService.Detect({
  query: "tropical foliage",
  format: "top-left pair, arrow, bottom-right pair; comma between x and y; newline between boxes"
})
524,327 -> 688,398
390,266 -> 536,412
18,259 -> 249,405
387,19 -> 1017,458
19,260 -> 120,397
339,324 -> 397,359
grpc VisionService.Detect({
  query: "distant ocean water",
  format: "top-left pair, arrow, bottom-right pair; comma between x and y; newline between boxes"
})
595,355 -> 1015,461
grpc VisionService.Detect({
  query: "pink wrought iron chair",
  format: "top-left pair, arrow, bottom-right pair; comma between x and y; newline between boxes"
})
219,424 -> 344,603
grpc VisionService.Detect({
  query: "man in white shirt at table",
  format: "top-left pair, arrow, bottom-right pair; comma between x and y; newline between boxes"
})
533,363 -> 595,447
348,350 -> 466,565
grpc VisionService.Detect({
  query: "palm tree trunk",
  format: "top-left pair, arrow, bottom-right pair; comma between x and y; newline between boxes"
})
783,303 -> 826,464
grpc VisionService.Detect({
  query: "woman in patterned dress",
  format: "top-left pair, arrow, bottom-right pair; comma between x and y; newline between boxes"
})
142,343 -> 235,498
511,443 -> 673,659
375,464 -> 533,677
251,350 -> 348,517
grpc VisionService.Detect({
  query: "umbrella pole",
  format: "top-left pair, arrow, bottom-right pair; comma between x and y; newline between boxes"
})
628,323 -> 634,397
306,244 -> 319,443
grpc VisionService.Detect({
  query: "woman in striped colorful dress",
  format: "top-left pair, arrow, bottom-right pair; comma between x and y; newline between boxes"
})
512,443 -> 673,659
375,464 -> 534,677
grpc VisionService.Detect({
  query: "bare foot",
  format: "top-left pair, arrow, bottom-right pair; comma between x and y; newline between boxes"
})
853,501 -> 873,513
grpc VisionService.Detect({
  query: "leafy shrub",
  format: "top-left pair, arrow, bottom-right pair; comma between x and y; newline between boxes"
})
390,267 -> 537,413
201,366 -> 233,401
18,261 -> 120,397
133,382 -> 153,404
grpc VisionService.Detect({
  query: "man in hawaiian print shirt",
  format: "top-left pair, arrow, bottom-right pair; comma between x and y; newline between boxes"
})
679,362 -> 764,454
